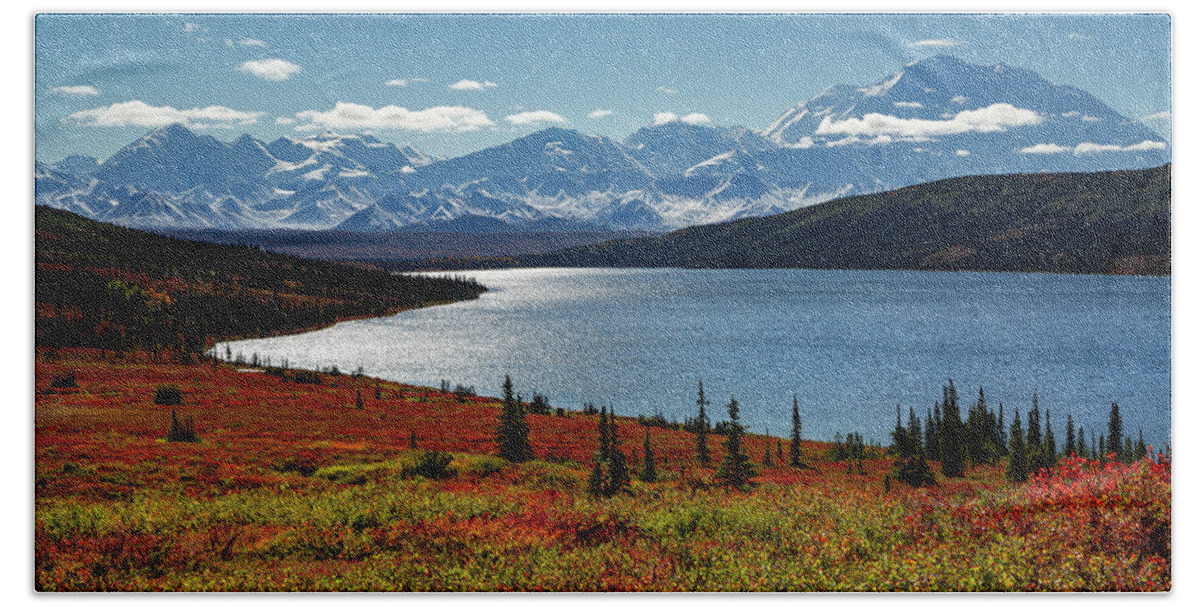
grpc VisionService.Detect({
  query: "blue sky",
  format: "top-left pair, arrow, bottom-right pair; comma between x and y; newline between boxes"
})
34,13 -> 1171,163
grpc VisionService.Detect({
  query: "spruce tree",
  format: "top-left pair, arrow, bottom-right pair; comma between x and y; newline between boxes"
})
716,397 -> 754,489
695,380 -> 712,466
355,388 -> 364,410
640,431 -> 658,482
1108,403 -> 1124,462
789,394 -> 803,467
1123,437 -> 1134,464
1135,429 -> 1147,462
1076,427 -> 1088,461
1043,410 -> 1057,470
776,439 -> 783,463
1064,414 -> 1076,458
496,375 -> 532,462
1006,409 -> 1028,483
763,435 -> 773,466
939,381 -> 966,477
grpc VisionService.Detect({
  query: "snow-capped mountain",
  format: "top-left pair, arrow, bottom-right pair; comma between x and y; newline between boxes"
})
36,55 -> 1169,233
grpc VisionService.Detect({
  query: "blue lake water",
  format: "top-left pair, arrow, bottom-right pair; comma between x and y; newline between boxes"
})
219,267 -> 1171,448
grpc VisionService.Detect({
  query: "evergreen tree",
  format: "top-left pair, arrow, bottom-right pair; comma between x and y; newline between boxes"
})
716,397 -> 754,489
789,394 -> 803,467
1136,429 -> 1147,462
1108,403 -> 1125,462
496,375 -> 532,462
695,380 -> 712,466
908,407 -> 923,454
893,406 -> 935,488
996,402 -> 1008,456
588,460 -> 605,496
763,436 -> 773,466
776,438 -> 783,463
1043,410 -> 1057,470
1090,430 -> 1097,461
589,407 -> 630,497
1006,409 -> 1028,483
924,407 -> 937,462
1064,414 -> 1076,458
355,388 -> 364,410
939,380 -> 966,477
640,431 -> 658,482
930,402 -> 943,462
409,430 -> 417,449
966,387 -> 1000,464
1027,392 -> 1042,447
1076,426 -> 1088,461
1099,433 -> 1108,460
1123,437 -> 1134,464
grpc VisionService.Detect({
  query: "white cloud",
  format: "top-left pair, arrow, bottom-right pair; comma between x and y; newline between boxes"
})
292,101 -> 493,133
652,112 -> 679,125
184,22 -> 201,33
385,79 -> 409,87
951,95 -> 968,104
656,86 -> 677,95
911,38 -> 964,47
893,101 -> 924,108
1068,32 -> 1089,40
50,85 -> 99,97
449,79 -> 497,91
275,116 -> 296,125
239,38 -> 267,47
815,103 -> 1042,139
67,100 -> 264,128
1017,143 -> 1072,154
1061,111 -> 1081,117
651,112 -> 710,126
1018,140 -> 1167,155
1142,111 -> 1171,121
589,109 -> 613,119
237,58 -> 301,81
504,110 -> 567,125
1074,140 -> 1167,155
955,149 -> 971,156
1082,115 -> 1102,122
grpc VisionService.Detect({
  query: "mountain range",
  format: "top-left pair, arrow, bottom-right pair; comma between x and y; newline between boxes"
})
36,55 -> 1169,234
517,164 -> 1171,276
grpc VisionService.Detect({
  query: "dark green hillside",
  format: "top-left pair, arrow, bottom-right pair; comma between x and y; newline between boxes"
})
523,165 -> 1170,275
35,207 -> 485,356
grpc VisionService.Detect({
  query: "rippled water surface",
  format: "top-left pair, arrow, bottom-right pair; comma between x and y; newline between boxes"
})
221,268 -> 1171,446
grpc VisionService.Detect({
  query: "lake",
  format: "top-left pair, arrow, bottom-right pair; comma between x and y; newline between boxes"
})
218,267 -> 1171,449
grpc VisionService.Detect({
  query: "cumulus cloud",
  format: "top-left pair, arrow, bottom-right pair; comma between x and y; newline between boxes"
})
292,101 -> 493,133
893,101 -> 924,108
655,86 -> 677,95
1142,111 -> 1171,121
275,116 -> 296,125
589,109 -> 613,119
1082,115 -> 1102,122
66,100 -> 264,128
911,38 -> 964,47
955,149 -> 970,156
815,103 -> 1042,139
449,79 -> 498,91
951,95 -> 968,104
1018,140 -> 1167,155
1017,143 -> 1072,154
386,79 -> 409,87
50,85 -> 99,96
651,112 -> 711,126
239,38 -> 267,47
504,110 -> 567,125
237,58 -> 301,81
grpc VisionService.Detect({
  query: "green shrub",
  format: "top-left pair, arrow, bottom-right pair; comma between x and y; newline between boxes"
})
50,370 -> 77,388
408,451 -> 455,480
291,370 -> 322,385
154,384 -> 182,405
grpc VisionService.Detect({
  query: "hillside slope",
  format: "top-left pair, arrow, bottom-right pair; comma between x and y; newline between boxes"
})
35,207 -> 485,354
522,164 -> 1170,275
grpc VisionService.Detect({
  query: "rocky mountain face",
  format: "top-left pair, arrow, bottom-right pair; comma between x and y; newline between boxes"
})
36,55 -> 1169,233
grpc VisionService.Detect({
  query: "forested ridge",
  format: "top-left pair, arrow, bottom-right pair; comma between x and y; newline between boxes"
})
520,164 -> 1170,275
35,207 -> 485,356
